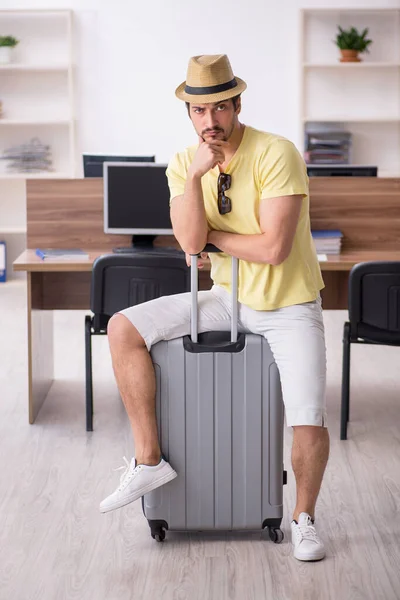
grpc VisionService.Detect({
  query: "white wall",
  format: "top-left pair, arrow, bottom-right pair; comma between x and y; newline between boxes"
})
1,0 -> 399,172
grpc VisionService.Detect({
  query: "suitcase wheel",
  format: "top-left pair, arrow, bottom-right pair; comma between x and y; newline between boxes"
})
148,519 -> 168,542
269,528 -> 284,544
152,529 -> 166,543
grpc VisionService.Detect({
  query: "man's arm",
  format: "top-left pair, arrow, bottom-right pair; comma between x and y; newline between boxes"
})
170,173 -> 208,256
208,194 -> 303,265
170,139 -> 227,255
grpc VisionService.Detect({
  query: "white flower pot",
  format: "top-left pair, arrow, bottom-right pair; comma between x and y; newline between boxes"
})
0,47 -> 12,64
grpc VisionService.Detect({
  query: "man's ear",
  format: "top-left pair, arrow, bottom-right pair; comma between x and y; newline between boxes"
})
235,97 -> 242,115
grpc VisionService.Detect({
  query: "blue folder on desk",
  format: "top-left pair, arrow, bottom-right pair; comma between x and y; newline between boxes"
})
35,248 -> 89,261
0,241 -> 6,282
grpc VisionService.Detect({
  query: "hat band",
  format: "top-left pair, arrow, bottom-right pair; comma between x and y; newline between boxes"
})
184,77 -> 238,96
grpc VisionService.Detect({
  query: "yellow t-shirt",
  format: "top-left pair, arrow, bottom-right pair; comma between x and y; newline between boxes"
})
166,125 -> 324,311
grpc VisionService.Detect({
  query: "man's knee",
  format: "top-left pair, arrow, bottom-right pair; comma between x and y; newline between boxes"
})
107,313 -> 146,350
292,425 -> 329,442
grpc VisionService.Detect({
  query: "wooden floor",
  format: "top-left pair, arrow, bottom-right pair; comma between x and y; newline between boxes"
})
1,280 -> 400,600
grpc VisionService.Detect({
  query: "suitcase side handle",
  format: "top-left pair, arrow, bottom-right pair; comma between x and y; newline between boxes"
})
190,246 -> 238,344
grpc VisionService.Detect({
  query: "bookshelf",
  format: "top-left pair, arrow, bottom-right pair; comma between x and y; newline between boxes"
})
0,63 -> 69,72
300,8 -> 400,176
0,9 -> 75,279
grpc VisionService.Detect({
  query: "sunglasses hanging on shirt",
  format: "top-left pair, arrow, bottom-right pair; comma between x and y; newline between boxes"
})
217,173 -> 232,215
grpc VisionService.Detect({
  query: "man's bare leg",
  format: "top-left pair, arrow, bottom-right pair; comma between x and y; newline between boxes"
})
291,425 -> 330,521
107,313 -> 161,466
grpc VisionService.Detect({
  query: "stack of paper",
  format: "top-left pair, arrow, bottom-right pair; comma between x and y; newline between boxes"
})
311,230 -> 343,255
304,131 -> 351,165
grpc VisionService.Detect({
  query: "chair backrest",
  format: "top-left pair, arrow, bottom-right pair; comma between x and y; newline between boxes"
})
91,251 -> 190,331
349,261 -> 400,344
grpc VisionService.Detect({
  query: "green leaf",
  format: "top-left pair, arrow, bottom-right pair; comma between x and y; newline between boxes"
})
0,35 -> 19,47
332,25 -> 373,52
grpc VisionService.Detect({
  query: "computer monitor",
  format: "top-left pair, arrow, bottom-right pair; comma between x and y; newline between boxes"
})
307,164 -> 378,177
83,154 -> 155,178
104,162 -> 173,249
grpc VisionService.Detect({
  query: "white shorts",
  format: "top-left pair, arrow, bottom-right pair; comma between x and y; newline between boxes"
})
119,285 -> 327,429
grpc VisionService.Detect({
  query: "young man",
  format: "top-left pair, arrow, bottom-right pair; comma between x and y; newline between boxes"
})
100,54 -> 329,562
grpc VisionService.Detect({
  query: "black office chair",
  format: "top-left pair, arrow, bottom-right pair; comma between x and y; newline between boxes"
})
85,251 -> 189,431
341,261 -> 400,440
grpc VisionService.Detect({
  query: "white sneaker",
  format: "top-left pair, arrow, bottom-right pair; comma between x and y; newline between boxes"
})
100,456 -> 177,514
291,512 -> 326,561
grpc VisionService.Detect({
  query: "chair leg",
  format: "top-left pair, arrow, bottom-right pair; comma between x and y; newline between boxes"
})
85,315 -> 94,432
341,322 -> 351,440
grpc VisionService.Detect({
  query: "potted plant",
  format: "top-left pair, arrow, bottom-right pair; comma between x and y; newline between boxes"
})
335,26 -> 372,62
0,36 -> 19,64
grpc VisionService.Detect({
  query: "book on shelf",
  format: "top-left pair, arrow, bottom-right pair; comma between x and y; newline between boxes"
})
311,230 -> 343,255
35,248 -> 90,261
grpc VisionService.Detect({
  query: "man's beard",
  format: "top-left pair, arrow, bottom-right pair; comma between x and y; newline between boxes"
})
201,121 -> 235,142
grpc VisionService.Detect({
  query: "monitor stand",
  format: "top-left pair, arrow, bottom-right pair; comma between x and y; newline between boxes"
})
112,235 -> 177,254
113,235 -> 156,253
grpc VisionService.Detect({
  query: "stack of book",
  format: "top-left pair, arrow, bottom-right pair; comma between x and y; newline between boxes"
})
304,131 -> 352,165
311,230 -> 343,255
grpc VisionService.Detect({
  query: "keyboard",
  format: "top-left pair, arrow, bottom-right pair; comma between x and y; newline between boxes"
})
112,246 -> 184,256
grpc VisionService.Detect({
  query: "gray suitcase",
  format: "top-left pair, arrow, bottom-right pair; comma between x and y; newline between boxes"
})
144,245 -> 286,543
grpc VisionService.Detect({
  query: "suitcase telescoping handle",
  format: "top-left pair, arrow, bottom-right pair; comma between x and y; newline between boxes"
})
190,244 -> 238,344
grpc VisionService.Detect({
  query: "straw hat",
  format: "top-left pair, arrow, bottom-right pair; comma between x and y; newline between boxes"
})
175,54 -> 247,103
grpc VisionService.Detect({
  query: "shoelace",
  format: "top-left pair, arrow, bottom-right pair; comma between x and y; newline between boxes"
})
296,520 -> 319,544
113,456 -> 142,490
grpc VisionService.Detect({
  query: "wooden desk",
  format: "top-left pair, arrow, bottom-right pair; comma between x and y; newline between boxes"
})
14,247 -> 400,307
14,248 -> 400,424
